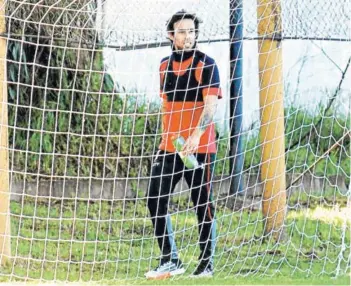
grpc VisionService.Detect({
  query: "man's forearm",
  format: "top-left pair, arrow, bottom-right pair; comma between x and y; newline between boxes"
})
196,108 -> 215,135
193,98 -> 218,137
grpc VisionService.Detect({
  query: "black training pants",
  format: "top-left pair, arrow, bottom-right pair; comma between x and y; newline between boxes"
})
147,150 -> 216,264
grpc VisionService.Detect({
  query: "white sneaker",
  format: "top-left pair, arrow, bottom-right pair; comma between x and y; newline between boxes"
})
145,259 -> 185,280
190,262 -> 213,278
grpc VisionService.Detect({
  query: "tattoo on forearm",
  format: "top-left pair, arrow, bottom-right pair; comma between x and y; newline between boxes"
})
199,111 -> 213,133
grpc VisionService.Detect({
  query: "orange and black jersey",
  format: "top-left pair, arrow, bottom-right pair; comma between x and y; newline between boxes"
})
159,50 -> 222,153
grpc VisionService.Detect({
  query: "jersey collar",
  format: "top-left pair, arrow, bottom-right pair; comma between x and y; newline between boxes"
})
171,47 -> 197,62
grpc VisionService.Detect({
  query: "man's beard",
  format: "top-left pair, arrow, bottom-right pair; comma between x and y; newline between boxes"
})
174,42 -> 196,53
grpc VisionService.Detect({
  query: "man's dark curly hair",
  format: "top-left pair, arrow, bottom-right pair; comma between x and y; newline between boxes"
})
166,9 -> 202,38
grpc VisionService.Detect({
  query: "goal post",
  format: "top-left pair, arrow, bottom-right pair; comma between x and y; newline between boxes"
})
257,0 -> 287,241
0,0 -> 11,267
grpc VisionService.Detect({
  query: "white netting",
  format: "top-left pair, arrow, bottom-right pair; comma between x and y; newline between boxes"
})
246,0 -> 350,39
0,0 -> 350,283
101,0 -> 350,47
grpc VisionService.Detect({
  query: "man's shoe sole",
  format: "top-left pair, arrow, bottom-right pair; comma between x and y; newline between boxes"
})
146,268 -> 185,280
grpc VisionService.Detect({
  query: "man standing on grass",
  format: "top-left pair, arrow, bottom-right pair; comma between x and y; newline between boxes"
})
145,10 -> 222,279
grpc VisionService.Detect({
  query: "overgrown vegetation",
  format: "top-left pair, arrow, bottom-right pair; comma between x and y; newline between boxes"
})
242,104 -> 350,179
6,0 -> 160,181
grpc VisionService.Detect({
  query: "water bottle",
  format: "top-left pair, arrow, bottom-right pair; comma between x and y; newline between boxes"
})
172,135 -> 200,169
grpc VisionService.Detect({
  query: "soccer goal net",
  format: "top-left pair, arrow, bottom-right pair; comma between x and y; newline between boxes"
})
0,0 -> 350,283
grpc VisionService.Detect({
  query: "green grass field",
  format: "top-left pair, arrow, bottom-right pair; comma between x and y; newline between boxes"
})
0,192 -> 350,285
